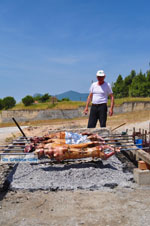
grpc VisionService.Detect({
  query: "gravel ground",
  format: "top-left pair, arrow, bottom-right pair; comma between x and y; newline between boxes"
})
8,155 -> 136,191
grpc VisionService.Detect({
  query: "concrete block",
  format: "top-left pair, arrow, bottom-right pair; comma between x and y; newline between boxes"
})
134,168 -> 150,185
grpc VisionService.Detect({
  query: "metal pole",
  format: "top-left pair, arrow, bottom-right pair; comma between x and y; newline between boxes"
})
101,134 -> 133,138
0,148 -> 25,151
104,137 -> 133,141
111,123 -> 126,132
12,117 -> 28,139
0,145 -> 26,148
0,152 -> 31,155
121,147 -> 150,151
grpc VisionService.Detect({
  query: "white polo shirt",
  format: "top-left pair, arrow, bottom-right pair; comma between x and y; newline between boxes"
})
89,81 -> 113,104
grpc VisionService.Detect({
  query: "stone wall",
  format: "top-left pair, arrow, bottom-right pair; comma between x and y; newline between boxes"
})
0,108 -> 84,123
0,101 -> 150,123
113,101 -> 150,114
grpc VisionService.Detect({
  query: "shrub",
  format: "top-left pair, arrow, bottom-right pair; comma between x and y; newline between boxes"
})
2,96 -> 16,109
22,95 -> 34,106
33,95 -> 42,101
61,98 -> 70,101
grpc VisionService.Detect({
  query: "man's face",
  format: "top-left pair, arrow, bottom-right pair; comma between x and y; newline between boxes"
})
97,76 -> 105,84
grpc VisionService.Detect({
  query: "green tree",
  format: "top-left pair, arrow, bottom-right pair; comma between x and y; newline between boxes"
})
112,75 -> 126,98
33,94 -> 42,101
146,70 -> 150,96
130,70 -> 136,79
22,95 -> 34,106
146,70 -> 150,82
123,70 -> 136,97
3,96 -> 16,109
140,83 -> 150,97
40,93 -> 50,102
0,98 -> 3,110
113,69 -> 150,98
129,71 -> 147,97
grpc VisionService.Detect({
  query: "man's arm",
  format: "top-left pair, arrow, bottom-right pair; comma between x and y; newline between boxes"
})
83,93 -> 93,115
109,93 -> 114,116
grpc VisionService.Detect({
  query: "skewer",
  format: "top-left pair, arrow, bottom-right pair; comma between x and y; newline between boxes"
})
0,149 -> 25,152
101,134 -> 133,138
104,137 -> 133,141
1,146 -> 149,156
120,147 -> 150,151
104,140 -> 134,144
0,139 -> 138,151
0,145 -> 26,148
13,138 -> 134,143
0,152 -> 31,155
13,138 -> 30,141
13,141 -> 29,144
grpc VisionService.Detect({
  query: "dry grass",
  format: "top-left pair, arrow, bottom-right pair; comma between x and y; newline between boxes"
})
108,97 -> 150,106
11,97 -> 150,110
107,109 -> 150,128
0,109 -> 150,130
12,101 -> 86,110
0,117 -> 88,128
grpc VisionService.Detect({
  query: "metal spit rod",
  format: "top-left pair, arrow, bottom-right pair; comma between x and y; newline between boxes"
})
8,140 -> 135,146
0,145 -> 26,148
101,134 -> 133,138
12,140 -> 135,146
1,141 -> 145,153
104,140 -> 134,144
19,134 -> 134,139
13,139 -> 30,142
0,149 -> 25,152
12,137 -> 134,143
120,147 -> 150,151
0,152 -> 32,155
1,146 -> 150,156
13,141 -> 29,144
104,137 -> 133,141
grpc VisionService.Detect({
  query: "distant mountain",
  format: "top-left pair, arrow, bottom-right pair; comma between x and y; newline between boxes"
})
56,90 -> 89,101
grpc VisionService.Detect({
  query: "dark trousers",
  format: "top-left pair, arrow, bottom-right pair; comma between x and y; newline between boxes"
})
88,103 -> 107,128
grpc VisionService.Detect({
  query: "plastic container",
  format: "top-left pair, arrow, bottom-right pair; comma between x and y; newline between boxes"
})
135,139 -> 143,148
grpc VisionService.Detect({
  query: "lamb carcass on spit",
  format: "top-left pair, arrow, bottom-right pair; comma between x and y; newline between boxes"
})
25,131 -> 120,161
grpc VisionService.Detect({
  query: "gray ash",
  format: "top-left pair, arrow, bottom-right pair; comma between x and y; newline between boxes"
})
7,155 -> 136,191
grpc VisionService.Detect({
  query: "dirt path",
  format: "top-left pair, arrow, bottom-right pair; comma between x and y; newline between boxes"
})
1,188 -> 150,226
0,126 -> 27,145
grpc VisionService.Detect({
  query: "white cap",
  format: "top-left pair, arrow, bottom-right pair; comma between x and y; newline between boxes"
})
96,70 -> 105,77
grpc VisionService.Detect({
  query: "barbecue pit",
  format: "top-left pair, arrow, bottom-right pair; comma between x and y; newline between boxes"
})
1,125 -> 150,191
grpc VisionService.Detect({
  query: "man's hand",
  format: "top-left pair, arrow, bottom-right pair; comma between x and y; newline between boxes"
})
83,93 -> 93,115
83,107 -> 88,115
109,93 -> 114,116
109,108 -> 113,116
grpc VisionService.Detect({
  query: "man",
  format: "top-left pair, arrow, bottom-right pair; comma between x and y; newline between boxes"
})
84,70 -> 114,128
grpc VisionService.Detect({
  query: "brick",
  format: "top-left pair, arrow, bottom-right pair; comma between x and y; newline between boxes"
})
138,160 -> 150,170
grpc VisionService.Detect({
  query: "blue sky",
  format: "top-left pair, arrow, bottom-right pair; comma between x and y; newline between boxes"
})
0,0 -> 150,102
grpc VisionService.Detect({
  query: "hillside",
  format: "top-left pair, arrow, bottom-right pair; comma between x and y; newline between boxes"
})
55,90 -> 89,101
